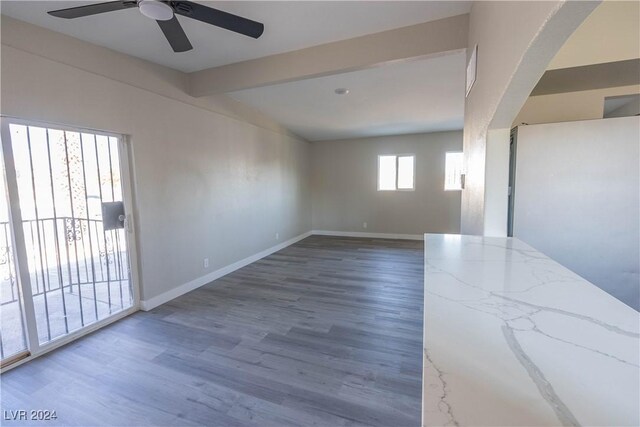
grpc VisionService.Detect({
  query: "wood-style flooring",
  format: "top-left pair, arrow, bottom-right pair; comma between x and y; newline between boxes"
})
1,236 -> 424,426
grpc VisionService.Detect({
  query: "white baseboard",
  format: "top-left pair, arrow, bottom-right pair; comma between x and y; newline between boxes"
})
140,231 -> 312,311
140,229 -> 423,311
311,230 -> 423,240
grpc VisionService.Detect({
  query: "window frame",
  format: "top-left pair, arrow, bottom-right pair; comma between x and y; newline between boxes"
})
444,151 -> 464,191
377,154 -> 415,192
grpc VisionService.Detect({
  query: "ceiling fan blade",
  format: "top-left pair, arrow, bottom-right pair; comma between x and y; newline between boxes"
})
48,1 -> 137,19
157,16 -> 193,52
172,1 -> 264,39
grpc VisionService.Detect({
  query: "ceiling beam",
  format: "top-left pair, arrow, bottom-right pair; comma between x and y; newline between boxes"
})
188,13 -> 469,97
531,59 -> 640,96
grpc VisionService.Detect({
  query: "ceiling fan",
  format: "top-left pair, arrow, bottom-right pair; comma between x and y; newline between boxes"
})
47,0 -> 264,53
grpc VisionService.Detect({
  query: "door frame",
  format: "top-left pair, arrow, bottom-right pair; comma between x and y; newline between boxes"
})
0,116 -> 141,372
507,126 -> 518,237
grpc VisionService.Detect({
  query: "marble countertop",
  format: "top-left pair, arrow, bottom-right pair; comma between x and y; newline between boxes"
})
422,234 -> 639,427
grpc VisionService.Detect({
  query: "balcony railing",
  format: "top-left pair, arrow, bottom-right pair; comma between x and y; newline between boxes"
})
0,217 -> 128,306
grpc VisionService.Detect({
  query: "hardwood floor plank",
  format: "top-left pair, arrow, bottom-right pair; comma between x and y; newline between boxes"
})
1,236 -> 424,426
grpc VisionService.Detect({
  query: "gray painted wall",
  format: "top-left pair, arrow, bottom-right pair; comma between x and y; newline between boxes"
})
605,94 -> 640,118
514,116 -> 640,310
311,132 -> 462,235
1,41 -> 311,303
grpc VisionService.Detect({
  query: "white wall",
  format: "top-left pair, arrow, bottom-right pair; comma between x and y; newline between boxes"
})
513,116 -> 640,310
483,128 -> 510,237
1,18 -> 312,305
311,132 -> 462,235
461,1 -> 599,234
547,0 -> 640,70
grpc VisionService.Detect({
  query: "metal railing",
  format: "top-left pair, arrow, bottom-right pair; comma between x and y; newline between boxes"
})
0,217 -> 128,306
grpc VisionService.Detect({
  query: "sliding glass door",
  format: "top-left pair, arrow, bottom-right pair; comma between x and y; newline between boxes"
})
0,118 -> 138,366
0,158 -> 27,365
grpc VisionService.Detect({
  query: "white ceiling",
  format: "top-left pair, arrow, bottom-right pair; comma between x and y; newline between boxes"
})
230,51 -> 466,141
0,1 -> 471,73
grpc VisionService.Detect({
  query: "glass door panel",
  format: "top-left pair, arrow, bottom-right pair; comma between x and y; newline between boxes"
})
7,123 -> 133,345
0,152 -> 28,363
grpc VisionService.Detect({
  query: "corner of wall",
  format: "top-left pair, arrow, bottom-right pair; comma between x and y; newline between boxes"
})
483,128 -> 510,237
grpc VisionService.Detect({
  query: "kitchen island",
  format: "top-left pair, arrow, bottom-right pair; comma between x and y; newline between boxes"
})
422,234 -> 639,426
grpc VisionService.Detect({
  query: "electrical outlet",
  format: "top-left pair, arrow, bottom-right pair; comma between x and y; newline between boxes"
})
363,222 -> 368,229
203,258 -> 209,269
275,232 -> 280,240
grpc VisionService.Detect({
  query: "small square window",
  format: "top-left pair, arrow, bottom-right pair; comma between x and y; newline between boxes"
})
445,152 -> 463,191
378,155 -> 415,191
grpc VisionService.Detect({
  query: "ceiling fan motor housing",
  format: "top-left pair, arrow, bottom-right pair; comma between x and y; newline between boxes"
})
138,0 -> 174,21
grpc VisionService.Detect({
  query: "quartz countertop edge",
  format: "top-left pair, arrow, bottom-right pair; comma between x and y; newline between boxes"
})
421,233 -> 639,427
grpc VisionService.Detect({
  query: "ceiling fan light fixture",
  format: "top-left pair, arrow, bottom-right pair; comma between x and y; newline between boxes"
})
47,0 -> 264,54
139,0 -> 174,21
